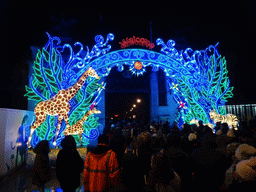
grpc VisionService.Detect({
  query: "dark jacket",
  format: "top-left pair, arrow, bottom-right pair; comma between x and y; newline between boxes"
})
32,140 -> 51,187
56,148 -> 84,190
190,133 -> 232,192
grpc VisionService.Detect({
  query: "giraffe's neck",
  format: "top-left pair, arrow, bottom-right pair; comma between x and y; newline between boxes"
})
80,111 -> 94,124
64,72 -> 89,100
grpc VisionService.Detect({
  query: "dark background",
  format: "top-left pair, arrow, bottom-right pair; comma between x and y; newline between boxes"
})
1,0 -> 256,110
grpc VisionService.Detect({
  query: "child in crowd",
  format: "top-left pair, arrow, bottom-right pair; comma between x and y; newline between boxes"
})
32,140 -> 51,192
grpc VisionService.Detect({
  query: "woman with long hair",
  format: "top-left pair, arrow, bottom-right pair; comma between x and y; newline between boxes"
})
146,152 -> 181,192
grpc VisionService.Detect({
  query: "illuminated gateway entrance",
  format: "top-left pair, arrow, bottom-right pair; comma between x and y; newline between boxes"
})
26,33 -> 234,147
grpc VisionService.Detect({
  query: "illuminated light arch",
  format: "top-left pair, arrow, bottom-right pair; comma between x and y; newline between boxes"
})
89,46 -> 233,124
25,32 -> 233,147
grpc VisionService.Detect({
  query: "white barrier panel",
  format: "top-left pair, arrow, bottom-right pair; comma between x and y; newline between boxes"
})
0,108 -> 33,178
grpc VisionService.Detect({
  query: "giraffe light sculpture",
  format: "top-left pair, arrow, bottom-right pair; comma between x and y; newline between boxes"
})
27,67 -> 100,147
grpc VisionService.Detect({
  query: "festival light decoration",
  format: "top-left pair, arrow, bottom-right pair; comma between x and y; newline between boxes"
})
170,82 -> 179,92
209,109 -> 238,130
25,33 -> 112,147
178,101 -> 186,109
92,38 -> 232,127
26,31 -> 234,146
129,61 -> 146,76
134,61 -> 143,70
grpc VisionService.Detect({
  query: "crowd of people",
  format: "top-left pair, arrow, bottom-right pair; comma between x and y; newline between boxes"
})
32,119 -> 256,192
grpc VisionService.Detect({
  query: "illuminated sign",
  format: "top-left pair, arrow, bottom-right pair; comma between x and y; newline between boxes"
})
119,36 -> 155,49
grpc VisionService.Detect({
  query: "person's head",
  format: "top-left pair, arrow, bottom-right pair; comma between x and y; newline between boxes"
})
61,135 -> 77,150
171,124 -> 180,132
199,120 -> 204,127
215,122 -> 221,129
181,123 -> 191,133
97,134 -> 109,145
226,142 -> 240,159
166,133 -> 181,147
203,125 -> 213,134
162,122 -> 169,130
216,135 -> 231,149
191,124 -> 199,133
151,152 -> 175,184
110,127 -> 115,134
109,134 -> 125,151
188,133 -> 197,142
227,128 -> 236,138
201,133 -> 216,148
33,140 -> 50,155
114,127 -> 122,135
221,123 -> 229,134
136,131 -> 151,156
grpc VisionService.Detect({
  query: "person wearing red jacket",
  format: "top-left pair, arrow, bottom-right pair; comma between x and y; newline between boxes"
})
83,134 -> 121,192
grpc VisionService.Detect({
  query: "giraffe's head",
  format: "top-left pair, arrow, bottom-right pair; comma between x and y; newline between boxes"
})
90,108 -> 101,114
86,67 -> 100,79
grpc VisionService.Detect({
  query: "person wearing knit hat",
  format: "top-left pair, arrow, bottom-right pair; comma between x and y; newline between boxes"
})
225,156 -> 256,191
236,156 -> 256,181
235,144 -> 256,161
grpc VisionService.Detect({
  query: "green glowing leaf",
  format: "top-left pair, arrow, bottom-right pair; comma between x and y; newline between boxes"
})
44,68 -> 55,82
35,50 -> 41,64
24,85 -> 44,102
43,89 -> 50,99
85,78 -> 100,95
76,89 -> 84,103
69,94 -> 94,125
42,47 -> 49,62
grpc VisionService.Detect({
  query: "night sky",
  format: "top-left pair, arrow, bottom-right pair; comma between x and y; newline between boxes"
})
1,0 -> 256,110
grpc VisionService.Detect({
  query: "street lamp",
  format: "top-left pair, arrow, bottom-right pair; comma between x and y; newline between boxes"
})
137,99 -> 141,103
133,104 -> 136,108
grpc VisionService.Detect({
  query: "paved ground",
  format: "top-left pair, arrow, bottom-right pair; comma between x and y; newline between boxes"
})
0,148 -> 88,192
0,165 -> 84,192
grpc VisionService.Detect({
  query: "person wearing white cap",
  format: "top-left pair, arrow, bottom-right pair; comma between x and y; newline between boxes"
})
226,156 -> 256,191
